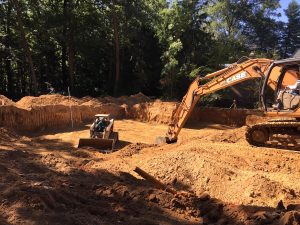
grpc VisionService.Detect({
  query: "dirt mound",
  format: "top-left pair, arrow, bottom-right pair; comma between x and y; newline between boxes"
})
0,95 -> 15,106
119,92 -> 151,106
103,92 -> 151,106
16,94 -> 83,109
80,96 -> 104,106
126,138 -> 300,208
15,93 -> 150,110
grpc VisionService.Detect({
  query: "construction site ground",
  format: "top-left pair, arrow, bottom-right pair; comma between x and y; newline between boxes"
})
1,118 -> 300,225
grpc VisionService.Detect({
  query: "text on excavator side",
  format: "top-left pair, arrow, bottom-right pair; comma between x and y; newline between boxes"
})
225,71 -> 247,84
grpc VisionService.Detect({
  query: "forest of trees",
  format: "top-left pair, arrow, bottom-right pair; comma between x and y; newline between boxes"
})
0,0 -> 300,106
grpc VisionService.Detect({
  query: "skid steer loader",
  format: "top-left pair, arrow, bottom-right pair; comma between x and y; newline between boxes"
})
78,114 -> 118,150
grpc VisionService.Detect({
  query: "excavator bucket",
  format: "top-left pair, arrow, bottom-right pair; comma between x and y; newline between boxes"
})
78,132 -> 118,150
155,136 -> 177,144
155,136 -> 168,144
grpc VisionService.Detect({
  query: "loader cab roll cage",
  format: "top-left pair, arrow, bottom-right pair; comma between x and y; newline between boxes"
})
261,58 -> 300,111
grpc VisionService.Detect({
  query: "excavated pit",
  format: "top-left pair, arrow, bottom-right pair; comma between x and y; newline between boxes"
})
0,94 -> 300,225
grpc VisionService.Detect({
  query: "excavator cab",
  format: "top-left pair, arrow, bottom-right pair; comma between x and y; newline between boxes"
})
261,58 -> 300,112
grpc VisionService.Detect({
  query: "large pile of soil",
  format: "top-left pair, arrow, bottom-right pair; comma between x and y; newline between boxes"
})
103,92 -> 151,106
16,94 -> 87,109
15,92 -> 151,109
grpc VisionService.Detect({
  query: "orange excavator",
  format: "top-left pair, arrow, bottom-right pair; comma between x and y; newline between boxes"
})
158,54 -> 300,150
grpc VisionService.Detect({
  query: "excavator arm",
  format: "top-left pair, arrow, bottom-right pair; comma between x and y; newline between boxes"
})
163,57 -> 274,143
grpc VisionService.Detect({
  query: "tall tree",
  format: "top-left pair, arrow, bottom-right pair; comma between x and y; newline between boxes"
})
62,0 -> 68,89
154,0 -> 213,98
0,0 -> 290,107
283,0 -> 300,57
67,0 -> 76,91
207,0 -> 281,58
4,1 -> 13,97
111,0 -> 120,96
11,0 -> 38,95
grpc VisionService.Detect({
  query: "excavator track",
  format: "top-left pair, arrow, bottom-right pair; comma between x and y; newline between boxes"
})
246,120 -> 300,151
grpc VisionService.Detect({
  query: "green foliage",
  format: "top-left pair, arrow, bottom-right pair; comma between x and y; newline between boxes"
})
0,0 -> 297,108
282,0 -> 300,57
153,0 -> 214,98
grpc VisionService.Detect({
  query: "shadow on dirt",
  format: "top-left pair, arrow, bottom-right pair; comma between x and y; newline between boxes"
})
0,215 -> 11,225
0,137 -> 297,225
115,140 -> 132,150
18,124 -> 90,138
6,133 -> 132,155
0,146 -> 198,224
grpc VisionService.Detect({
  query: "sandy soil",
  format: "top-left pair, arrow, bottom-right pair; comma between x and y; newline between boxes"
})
33,120 -> 300,207
1,120 -> 300,224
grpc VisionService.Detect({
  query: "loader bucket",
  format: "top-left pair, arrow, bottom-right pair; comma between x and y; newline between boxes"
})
78,132 -> 118,150
78,138 -> 114,149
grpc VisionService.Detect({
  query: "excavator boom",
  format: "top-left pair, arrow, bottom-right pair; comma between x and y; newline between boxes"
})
158,55 -> 300,150
162,57 -> 274,143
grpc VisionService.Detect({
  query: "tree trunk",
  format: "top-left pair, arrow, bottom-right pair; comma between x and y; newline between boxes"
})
69,42 -> 75,91
5,2 -> 14,98
11,0 -> 38,95
108,52 -> 113,93
68,37 -> 75,91
62,0 -> 76,92
62,0 -> 68,89
0,59 -> 5,94
20,62 -> 27,95
68,3 -> 75,92
112,3 -> 120,97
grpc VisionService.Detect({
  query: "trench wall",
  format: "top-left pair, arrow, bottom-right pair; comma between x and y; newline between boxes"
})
0,104 -> 125,131
189,107 -> 263,126
0,101 -> 263,132
127,101 -> 263,127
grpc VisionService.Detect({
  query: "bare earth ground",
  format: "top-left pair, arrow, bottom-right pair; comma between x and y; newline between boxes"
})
1,120 -> 300,224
